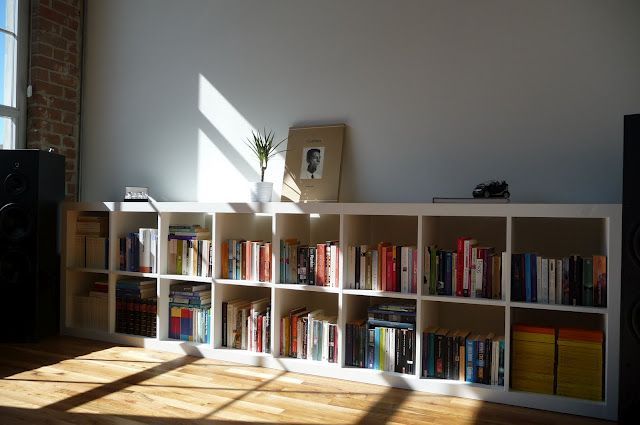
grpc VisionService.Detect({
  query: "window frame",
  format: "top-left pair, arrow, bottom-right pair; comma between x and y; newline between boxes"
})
1,0 -> 29,150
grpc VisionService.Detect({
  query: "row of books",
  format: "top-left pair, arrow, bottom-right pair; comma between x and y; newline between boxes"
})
72,236 -> 109,269
74,280 -> 109,330
347,244 -> 417,293
425,240 -> 504,299
280,239 -> 339,287
167,225 -> 213,277
222,298 -> 271,353
345,303 -> 416,374
422,328 -> 505,386
510,254 -> 607,307
424,244 -> 506,299
221,240 -> 272,282
119,228 -> 158,273
115,279 -> 157,337
169,305 -> 211,343
511,324 -> 603,400
280,307 -> 338,362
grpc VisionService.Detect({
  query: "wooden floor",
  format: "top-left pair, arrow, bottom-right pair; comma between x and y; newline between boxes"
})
0,337 -> 612,425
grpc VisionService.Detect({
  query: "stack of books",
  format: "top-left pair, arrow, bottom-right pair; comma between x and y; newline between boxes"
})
510,324 -> 555,395
421,328 -> 504,385
347,243 -> 417,293
222,240 -> 272,282
511,254 -> 607,307
223,298 -> 271,353
167,225 -> 212,277
115,278 -> 157,337
424,239 -> 504,299
345,303 -> 416,374
280,306 -> 338,362
168,283 -> 211,343
556,328 -> 604,400
74,215 -> 108,269
280,239 -> 339,287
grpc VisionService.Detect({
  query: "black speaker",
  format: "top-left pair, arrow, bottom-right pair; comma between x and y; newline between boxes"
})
0,149 -> 65,342
621,114 -> 640,423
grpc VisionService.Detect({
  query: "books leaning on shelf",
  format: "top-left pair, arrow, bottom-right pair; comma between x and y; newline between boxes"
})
169,282 -> 211,343
280,306 -> 337,362
421,328 -> 505,385
167,225 -> 212,277
118,228 -> 159,273
221,239 -> 271,282
510,254 -> 607,307
279,239 -> 339,286
347,243 -> 417,293
72,215 -> 109,269
345,303 -> 416,374
222,298 -> 271,353
115,278 -> 157,337
423,239 -> 504,299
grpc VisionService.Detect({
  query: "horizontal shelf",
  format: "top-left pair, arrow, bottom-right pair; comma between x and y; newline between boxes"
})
342,365 -> 417,379
421,295 -> 506,307
420,377 -> 506,391
66,267 -> 109,274
160,274 -> 213,283
214,278 -> 272,288
275,356 -> 341,369
509,301 -> 608,314
113,270 -> 159,278
276,283 -> 340,293
163,339 -> 212,349
343,289 -> 417,299
507,388 -> 606,406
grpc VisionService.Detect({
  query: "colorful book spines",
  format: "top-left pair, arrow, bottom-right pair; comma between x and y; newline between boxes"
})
280,240 -> 338,286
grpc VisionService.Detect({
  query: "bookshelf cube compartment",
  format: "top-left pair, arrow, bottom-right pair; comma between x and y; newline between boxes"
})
65,270 -> 109,330
215,284 -> 271,351
276,213 -> 340,285
215,213 -> 272,282
274,288 -> 338,361
111,212 -> 159,273
512,217 -> 607,258
114,273 -> 158,338
165,279 -> 212,344
510,307 -> 606,401
65,211 -> 109,269
161,212 -> 213,276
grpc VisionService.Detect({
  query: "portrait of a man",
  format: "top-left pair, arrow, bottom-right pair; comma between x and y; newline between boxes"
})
300,146 -> 324,179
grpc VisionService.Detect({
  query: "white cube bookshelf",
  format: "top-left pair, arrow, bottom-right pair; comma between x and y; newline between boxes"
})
60,201 -> 621,420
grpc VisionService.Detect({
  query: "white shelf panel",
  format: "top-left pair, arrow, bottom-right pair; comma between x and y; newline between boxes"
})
509,301 -> 608,315
419,377 -> 506,392
276,283 -> 340,293
343,289 -> 417,299
66,267 -> 109,274
112,270 -> 159,279
160,274 -> 212,283
421,295 -> 506,307
214,278 -> 272,288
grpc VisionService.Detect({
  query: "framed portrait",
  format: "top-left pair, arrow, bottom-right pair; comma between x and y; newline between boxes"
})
281,124 -> 345,202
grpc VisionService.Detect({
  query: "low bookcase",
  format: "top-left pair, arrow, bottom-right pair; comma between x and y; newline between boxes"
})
61,202 -> 620,420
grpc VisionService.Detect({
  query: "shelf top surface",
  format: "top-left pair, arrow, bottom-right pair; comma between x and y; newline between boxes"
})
63,201 -> 621,218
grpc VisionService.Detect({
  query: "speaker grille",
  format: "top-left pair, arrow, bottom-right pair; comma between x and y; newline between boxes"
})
3,172 -> 28,198
0,203 -> 33,241
0,249 -> 31,284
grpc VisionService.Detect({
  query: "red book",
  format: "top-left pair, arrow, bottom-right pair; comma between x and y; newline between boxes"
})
316,243 -> 326,286
386,248 -> 394,291
257,315 -> 263,352
456,237 -> 470,296
265,243 -> 272,282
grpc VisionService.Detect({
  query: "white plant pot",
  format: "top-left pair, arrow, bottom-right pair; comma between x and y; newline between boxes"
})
250,181 -> 273,202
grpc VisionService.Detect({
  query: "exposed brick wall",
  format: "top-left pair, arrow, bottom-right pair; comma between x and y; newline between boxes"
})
26,0 -> 83,200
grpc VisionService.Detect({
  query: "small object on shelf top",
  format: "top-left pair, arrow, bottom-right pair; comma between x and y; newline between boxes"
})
124,186 -> 149,202
472,180 -> 510,199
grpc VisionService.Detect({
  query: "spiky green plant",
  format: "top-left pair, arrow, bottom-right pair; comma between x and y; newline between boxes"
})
245,128 -> 287,182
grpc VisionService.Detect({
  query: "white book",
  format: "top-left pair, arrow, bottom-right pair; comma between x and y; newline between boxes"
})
252,241 -> 260,281
541,258 -> 549,304
556,259 -> 563,304
475,258 -> 483,298
371,250 -> 379,291
549,259 -> 556,304
330,244 -> 338,287
536,256 -> 542,303
138,228 -> 152,273
150,229 -> 158,273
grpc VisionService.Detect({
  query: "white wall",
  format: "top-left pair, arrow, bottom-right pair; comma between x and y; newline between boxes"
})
80,0 -> 640,203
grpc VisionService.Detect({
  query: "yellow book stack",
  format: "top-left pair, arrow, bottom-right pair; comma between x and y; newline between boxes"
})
556,328 -> 604,401
511,324 -> 555,395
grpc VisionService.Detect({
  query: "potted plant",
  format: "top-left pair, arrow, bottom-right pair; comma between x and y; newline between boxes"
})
246,128 -> 287,202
